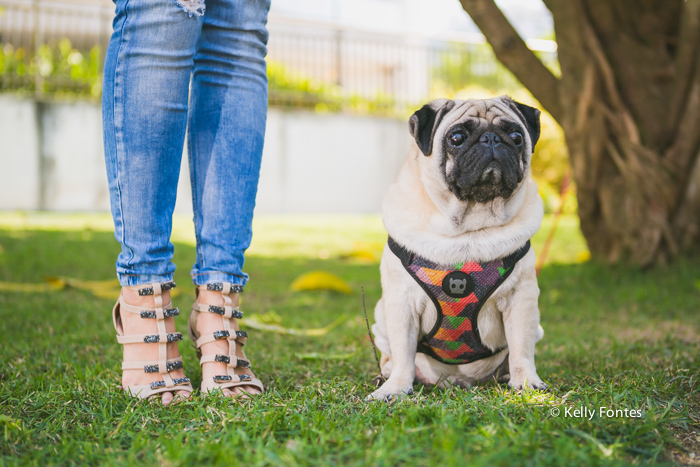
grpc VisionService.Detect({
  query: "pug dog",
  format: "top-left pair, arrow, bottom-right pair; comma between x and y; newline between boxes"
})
369,96 -> 546,401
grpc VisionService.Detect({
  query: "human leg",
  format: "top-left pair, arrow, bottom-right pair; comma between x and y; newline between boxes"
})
102,0 -> 203,402
187,0 -> 271,396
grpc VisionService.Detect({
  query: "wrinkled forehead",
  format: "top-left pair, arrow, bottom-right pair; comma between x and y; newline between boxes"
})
446,98 -> 521,129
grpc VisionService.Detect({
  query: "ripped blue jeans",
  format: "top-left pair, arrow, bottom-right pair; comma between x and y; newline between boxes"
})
102,0 -> 270,287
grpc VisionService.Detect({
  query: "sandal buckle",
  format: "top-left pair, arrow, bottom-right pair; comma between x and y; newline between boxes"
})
205,283 -> 243,293
236,330 -> 248,339
232,310 -> 243,319
215,355 -> 230,364
141,282 -> 176,295
143,361 -> 183,373
213,375 -> 232,382
239,374 -> 251,382
237,359 -> 250,368
152,377 -> 189,389
214,330 -> 230,339
166,361 -> 184,372
144,333 -> 180,343
208,305 -> 225,315
140,308 -> 179,319
167,333 -> 183,342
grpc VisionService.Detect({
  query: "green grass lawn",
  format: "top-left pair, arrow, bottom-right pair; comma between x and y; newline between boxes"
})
0,212 -> 698,466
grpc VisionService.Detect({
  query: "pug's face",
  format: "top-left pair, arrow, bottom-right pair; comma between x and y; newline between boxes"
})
409,97 -> 541,203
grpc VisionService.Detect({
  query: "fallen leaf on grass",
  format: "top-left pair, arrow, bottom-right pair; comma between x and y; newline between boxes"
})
295,351 -> 357,360
0,276 -> 182,300
46,276 -> 180,299
89,288 -> 123,300
0,280 -> 65,292
339,249 -> 380,263
240,314 -> 348,336
290,271 -> 353,294
45,276 -> 122,299
45,276 -> 119,291
339,241 -> 383,263
575,251 -> 591,263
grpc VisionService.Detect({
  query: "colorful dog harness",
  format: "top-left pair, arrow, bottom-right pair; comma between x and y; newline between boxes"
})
387,237 -> 531,365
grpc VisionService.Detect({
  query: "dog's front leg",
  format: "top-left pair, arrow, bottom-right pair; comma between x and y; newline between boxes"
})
367,292 -> 420,401
502,274 -> 547,391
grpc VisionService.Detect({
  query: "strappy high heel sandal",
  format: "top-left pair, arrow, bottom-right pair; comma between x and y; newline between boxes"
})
188,282 -> 264,395
113,281 -> 193,399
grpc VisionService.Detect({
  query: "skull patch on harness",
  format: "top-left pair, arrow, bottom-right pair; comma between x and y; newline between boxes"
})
442,271 -> 474,299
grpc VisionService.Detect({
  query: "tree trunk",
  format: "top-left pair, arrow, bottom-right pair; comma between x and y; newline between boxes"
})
459,0 -> 700,265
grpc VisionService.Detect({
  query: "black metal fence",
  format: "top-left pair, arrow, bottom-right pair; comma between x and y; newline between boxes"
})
0,0 -> 556,114
0,0 -> 111,98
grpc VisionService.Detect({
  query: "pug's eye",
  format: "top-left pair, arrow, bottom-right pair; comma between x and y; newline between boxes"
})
449,131 -> 466,147
509,131 -> 523,146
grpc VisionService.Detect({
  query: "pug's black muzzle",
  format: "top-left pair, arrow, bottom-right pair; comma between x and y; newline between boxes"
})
447,132 -> 524,203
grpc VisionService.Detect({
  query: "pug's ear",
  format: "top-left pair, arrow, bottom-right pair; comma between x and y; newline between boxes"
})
409,99 -> 456,156
506,98 -> 541,152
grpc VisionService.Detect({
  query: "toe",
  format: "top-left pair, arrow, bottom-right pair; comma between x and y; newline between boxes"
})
230,387 -> 248,398
230,386 -> 261,398
161,391 -> 174,406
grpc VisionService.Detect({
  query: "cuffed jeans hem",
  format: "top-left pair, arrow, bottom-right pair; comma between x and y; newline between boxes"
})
117,273 -> 175,287
191,272 -> 248,287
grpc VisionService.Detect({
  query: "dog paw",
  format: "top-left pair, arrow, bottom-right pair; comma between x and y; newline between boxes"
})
508,377 -> 548,392
366,383 -> 414,402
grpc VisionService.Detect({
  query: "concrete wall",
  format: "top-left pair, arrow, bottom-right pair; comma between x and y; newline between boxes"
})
0,95 -> 411,213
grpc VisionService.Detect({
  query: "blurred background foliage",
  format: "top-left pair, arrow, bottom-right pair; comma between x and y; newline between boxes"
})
0,39 -> 102,98
0,37 -> 572,214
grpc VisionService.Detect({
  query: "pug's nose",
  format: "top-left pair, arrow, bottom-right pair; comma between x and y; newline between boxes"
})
479,132 -> 501,148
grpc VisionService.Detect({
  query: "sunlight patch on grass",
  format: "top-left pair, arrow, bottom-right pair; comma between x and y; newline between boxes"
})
0,211 -> 588,265
0,211 -> 114,232
249,214 -> 386,260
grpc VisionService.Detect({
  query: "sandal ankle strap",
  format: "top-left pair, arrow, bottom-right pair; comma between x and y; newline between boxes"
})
133,281 -> 176,296
199,282 -> 244,294
121,356 -> 185,372
193,302 -> 243,319
200,354 -> 251,368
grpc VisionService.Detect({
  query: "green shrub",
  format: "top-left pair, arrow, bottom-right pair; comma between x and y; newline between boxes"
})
0,39 -> 102,98
0,38 -> 573,212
